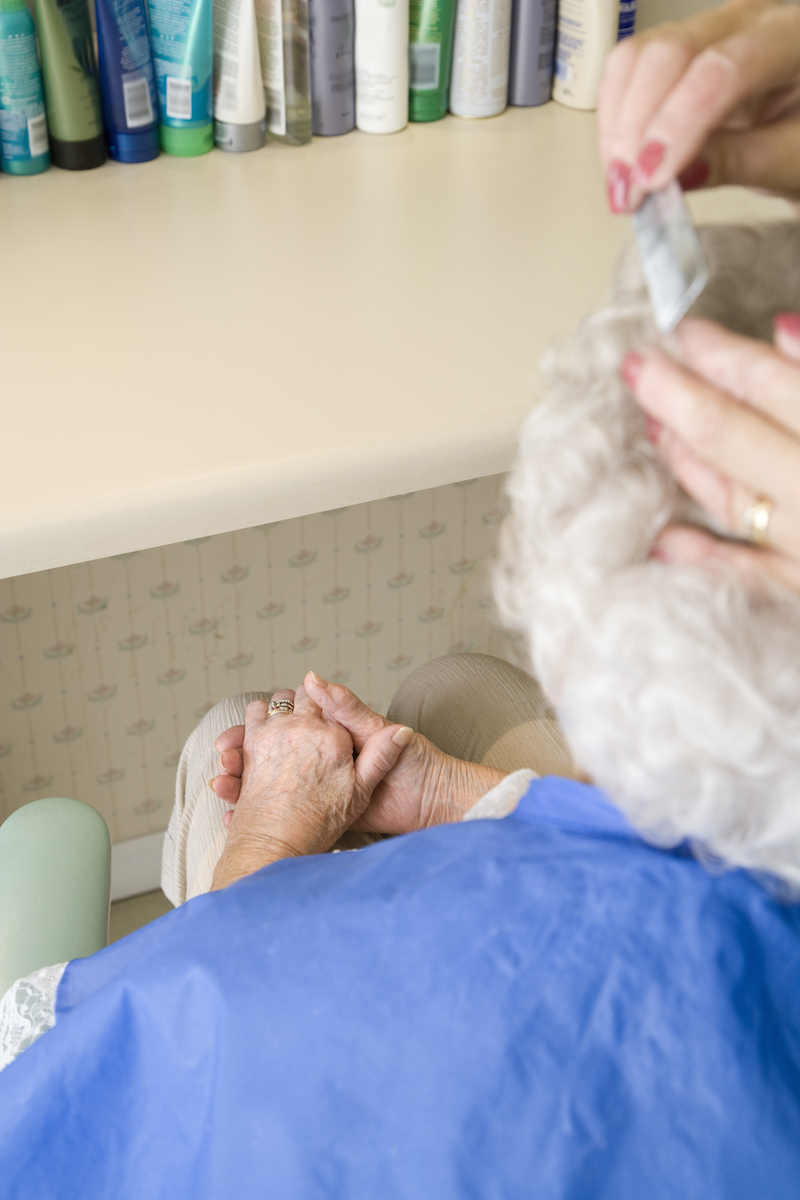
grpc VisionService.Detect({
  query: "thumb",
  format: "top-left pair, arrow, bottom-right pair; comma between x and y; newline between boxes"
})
304,672 -> 388,750
352,725 -> 414,816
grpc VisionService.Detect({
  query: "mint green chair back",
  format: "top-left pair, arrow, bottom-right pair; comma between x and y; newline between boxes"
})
0,797 -> 110,998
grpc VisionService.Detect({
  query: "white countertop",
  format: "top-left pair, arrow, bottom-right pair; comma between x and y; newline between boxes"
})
0,103 -> 791,579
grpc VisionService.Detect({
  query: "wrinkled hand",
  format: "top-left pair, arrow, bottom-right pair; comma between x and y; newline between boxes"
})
212,673 -> 505,837
623,314 -> 800,595
599,0 -> 800,212
210,685 -> 413,890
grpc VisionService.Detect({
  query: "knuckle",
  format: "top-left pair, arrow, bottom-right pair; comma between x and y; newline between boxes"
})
644,32 -> 694,67
695,44 -> 741,86
689,395 -> 726,455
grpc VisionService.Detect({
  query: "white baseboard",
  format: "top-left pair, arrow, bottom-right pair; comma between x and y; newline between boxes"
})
111,831 -> 165,902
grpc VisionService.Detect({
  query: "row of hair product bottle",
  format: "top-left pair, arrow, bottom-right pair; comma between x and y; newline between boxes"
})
0,0 -> 161,172
0,0 -> 634,173
250,0 -> 635,137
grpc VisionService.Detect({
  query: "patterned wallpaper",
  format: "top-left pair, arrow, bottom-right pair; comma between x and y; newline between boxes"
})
0,476 -> 519,844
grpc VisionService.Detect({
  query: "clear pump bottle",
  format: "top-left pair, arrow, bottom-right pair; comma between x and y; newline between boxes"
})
257,0 -> 312,144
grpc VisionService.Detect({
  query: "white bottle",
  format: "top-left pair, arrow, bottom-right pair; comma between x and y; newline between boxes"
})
354,0 -> 409,133
449,0 -> 512,120
552,0 -> 625,111
214,0 -> 267,150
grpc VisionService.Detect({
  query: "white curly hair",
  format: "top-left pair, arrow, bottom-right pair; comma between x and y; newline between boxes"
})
494,222 -> 800,888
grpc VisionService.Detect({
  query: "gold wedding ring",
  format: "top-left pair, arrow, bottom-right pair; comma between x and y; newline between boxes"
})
742,494 -> 774,547
267,699 -> 295,718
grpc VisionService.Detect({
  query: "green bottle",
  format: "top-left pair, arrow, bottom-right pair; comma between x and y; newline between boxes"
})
408,0 -> 456,122
34,0 -> 106,168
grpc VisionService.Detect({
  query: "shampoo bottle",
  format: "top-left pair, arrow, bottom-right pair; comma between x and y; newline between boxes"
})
553,0 -> 636,111
0,0 -> 49,174
256,0 -> 312,144
308,0 -> 354,136
34,0 -> 106,168
507,0 -> 556,107
448,0 -> 511,119
96,0 -> 160,162
214,0 -> 266,150
408,0 -> 457,123
354,0 -> 408,134
149,0 -> 214,154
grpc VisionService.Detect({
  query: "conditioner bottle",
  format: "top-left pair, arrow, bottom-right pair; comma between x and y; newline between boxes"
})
96,0 -> 160,162
149,0 -> 214,154
553,0 -> 636,111
408,0 -> 457,123
448,0 -> 511,119
34,0 -> 106,168
214,0 -> 266,150
0,0 -> 49,174
308,0 -> 354,135
354,0 -> 408,133
507,0 -> 556,107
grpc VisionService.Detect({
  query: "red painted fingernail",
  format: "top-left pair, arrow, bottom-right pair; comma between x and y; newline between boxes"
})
775,312 -> 800,340
607,160 -> 631,213
644,415 -> 662,444
635,140 -> 666,181
678,159 -> 710,192
622,352 -> 643,389
650,543 -> 672,563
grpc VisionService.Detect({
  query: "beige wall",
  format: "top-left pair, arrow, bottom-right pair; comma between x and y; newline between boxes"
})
0,478 -> 519,843
637,0 -> 717,31
638,0 -> 800,34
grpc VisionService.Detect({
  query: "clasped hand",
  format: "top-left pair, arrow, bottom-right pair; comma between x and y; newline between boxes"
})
210,673 -> 504,890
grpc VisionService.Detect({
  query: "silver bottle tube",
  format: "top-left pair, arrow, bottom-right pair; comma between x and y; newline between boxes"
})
507,0 -> 556,107
308,0 -> 355,135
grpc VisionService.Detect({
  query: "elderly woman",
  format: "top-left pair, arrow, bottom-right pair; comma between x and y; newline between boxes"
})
2,216 -> 800,1197
4,7 -> 800,1192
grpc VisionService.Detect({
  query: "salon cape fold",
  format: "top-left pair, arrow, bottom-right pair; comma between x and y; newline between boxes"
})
1,776 -> 800,1198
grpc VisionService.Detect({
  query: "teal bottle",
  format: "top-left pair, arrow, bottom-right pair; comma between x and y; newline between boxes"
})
0,0 -> 50,175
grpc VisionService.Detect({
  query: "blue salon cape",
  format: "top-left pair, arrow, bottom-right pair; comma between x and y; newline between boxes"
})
2,776 -> 800,1199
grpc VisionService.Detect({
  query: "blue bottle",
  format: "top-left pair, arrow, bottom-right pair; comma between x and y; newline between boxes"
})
0,0 -> 49,176
96,0 -> 160,162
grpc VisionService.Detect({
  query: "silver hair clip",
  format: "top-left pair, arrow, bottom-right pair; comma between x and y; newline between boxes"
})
633,181 -> 709,335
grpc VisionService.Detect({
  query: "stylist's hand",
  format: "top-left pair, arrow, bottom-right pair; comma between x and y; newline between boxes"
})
623,314 -> 800,594
210,685 -> 413,890
213,673 -> 506,837
599,0 -> 800,212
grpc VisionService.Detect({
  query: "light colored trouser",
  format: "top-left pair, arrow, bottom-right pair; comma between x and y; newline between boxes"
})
162,654 -> 574,907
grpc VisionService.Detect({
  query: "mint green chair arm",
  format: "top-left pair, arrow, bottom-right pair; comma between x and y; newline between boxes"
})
0,798 -> 110,998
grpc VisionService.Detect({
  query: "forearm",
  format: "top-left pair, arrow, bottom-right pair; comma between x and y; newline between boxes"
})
211,794 -> 337,891
420,754 -> 507,827
211,831 -> 303,891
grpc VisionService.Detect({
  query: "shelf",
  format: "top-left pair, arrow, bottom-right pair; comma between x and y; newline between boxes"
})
0,102 -> 790,579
